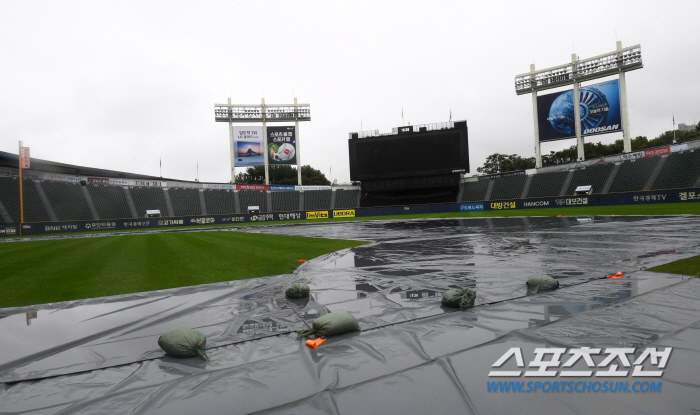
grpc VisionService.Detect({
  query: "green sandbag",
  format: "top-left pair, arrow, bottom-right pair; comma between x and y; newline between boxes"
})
296,309 -> 360,339
158,328 -> 209,361
441,288 -> 477,310
285,282 -> 310,298
526,275 -> 559,294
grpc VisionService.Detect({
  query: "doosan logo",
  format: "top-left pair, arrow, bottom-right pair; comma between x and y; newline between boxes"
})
584,125 -> 619,134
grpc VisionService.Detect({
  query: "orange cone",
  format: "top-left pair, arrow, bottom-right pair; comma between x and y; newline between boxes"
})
607,271 -> 623,279
306,338 -> 326,348
297,259 -> 306,263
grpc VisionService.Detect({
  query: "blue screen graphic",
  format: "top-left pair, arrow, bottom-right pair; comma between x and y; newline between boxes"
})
536,79 -> 621,142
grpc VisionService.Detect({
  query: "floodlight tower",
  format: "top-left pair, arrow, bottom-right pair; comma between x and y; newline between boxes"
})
214,98 -> 311,184
515,41 -> 643,168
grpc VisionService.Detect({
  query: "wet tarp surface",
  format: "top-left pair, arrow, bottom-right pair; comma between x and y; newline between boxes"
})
1,215 -> 700,414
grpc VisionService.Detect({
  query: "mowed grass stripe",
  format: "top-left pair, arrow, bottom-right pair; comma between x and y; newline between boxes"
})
0,232 -> 367,308
648,255 -> 700,277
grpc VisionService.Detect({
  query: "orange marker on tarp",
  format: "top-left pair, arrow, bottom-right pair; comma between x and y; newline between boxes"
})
297,259 -> 306,263
306,338 -> 326,348
607,271 -> 623,279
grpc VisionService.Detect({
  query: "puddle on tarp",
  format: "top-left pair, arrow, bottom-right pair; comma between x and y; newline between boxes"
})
0,272 -> 695,415
1,215 -> 700,384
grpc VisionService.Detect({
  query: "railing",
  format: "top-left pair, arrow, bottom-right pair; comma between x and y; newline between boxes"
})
214,106 -> 311,121
351,121 -> 464,139
514,45 -> 643,94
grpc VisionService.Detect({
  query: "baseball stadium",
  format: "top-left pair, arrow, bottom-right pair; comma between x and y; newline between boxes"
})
1,23 -> 700,415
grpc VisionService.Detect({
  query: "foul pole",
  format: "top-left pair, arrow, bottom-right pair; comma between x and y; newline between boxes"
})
18,141 -> 24,236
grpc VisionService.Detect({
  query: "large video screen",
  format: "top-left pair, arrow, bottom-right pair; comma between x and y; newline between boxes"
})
537,79 -> 621,142
349,122 -> 469,181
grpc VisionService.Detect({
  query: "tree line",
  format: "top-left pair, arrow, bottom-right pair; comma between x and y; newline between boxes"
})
477,123 -> 700,174
236,165 -> 330,185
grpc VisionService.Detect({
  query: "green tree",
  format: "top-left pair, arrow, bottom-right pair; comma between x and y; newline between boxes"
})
300,165 -> 331,185
477,153 -> 536,174
235,165 -> 330,185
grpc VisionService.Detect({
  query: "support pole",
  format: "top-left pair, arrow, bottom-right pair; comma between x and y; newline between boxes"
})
617,41 -> 632,153
228,98 -> 236,183
295,97 -> 302,185
572,54 -> 584,161
262,98 -> 269,185
530,64 -> 542,168
18,141 -> 24,235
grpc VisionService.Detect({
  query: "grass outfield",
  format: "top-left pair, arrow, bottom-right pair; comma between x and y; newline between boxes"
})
0,232 -> 368,309
648,255 -> 700,277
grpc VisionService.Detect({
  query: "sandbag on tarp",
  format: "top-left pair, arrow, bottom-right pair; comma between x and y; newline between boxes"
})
296,309 -> 360,339
441,288 -> 477,310
158,328 -> 209,361
526,275 -> 559,294
285,282 -> 310,298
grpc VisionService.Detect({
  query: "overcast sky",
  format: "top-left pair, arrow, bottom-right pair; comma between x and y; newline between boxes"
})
1,0 -> 699,183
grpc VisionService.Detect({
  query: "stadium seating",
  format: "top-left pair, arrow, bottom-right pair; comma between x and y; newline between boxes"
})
168,188 -> 202,216
239,190 -> 267,212
304,190 -> 332,210
489,175 -> 528,201
271,191 -> 299,212
334,189 -> 360,209
608,157 -> 659,193
87,184 -> 132,219
651,151 -> 700,190
129,186 -> 169,218
526,170 -> 569,198
565,163 -> 615,195
0,177 -> 19,223
41,180 -> 93,221
202,189 -> 237,215
460,180 -> 490,202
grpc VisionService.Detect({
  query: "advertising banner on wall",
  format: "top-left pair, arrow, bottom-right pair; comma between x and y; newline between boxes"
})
19,147 -> 30,169
267,126 -> 297,165
233,127 -> 264,166
537,79 -> 621,142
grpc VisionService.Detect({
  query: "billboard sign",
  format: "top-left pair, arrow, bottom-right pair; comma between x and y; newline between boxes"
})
267,126 -> 297,165
645,147 -> 670,157
20,147 -> 30,169
537,80 -> 621,142
233,127 -> 264,166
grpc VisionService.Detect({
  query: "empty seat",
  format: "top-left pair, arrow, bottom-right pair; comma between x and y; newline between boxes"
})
608,157 -> 659,193
239,190 -> 267,212
460,180 -> 490,202
334,189 -> 360,209
527,171 -> 568,198
203,189 -> 238,215
88,184 -> 132,219
651,151 -> 700,190
489,175 -> 528,201
565,163 -> 614,195
41,180 -> 92,221
304,190 -> 331,210
168,188 -> 201,216
130,187 -> 169,218
271,191 -> 299,212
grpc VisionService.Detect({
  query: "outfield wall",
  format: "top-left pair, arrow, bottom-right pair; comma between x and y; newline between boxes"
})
2,187 -> 700,237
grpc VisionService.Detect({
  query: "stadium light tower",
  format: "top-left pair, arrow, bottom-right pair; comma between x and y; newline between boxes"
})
515,41 -> 643,168
214,98 -> 311,185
